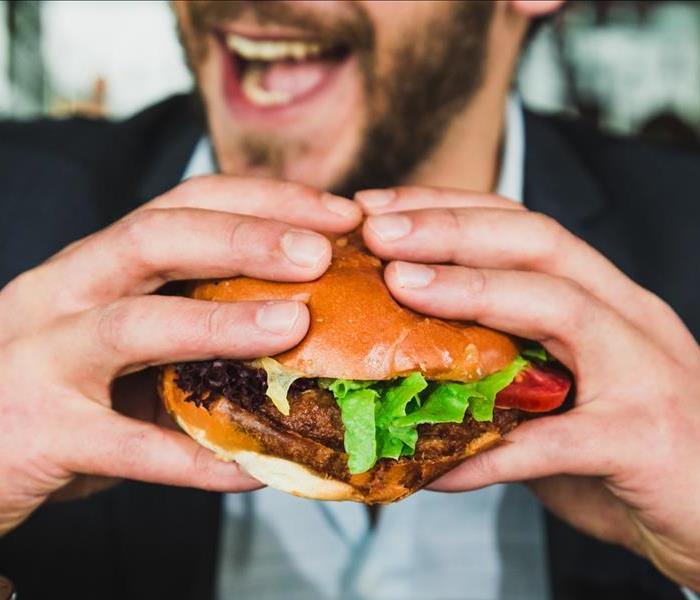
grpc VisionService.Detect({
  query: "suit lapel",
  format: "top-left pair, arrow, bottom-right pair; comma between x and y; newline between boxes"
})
523,110 -> 607,228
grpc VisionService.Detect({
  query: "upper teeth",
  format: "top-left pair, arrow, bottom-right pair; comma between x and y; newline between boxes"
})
226,34 -> 324,61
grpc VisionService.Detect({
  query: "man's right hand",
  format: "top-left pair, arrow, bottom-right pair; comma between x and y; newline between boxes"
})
0,175 -> 362,536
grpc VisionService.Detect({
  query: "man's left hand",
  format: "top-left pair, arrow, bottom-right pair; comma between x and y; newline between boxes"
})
357,186 -> 700,592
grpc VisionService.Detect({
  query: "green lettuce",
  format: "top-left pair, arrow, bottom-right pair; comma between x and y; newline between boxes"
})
521,343 -> 553,363
335,388 -> 378,474
325,356 -> 529,474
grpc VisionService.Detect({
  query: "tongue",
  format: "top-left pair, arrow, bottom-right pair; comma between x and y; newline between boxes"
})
260,59 -> 334,101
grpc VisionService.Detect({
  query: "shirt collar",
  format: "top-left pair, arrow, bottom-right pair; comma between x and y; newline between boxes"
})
496,94 -> 525,203
182,95 -> 525,202
182,136 -> 217,180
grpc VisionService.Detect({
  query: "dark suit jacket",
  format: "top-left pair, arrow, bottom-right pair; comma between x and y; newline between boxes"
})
0,95 -> 697,600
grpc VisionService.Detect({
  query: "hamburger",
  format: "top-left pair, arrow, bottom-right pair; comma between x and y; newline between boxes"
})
159,234 -> 570,503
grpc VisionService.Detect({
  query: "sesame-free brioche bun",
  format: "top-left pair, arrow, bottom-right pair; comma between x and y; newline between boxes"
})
190,234 -> 519,379
159,234 -> 523,503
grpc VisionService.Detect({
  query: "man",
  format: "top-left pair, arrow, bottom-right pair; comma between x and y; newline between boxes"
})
0,1 -> 698,599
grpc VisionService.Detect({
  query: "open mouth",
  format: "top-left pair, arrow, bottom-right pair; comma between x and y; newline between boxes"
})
219,31 -> 353,113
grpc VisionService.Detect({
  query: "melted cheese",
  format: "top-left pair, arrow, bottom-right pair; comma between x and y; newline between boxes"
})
252,357 -> 304,416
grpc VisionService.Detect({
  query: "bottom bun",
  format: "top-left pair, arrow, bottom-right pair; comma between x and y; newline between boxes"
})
160,366 -> 520,503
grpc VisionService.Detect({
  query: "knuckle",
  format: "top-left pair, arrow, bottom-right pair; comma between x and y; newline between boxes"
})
96,299 -> 137,355
192,444 -> 210,472
197,302 -> 229,348
470,444 -> 502,481
277,179 -> 314,201
175,174 -> 218,199
445,209 -> 466,261
528,212 -> 566,267
114,427 -> 151,467
445,208 -> 463,233
228,217 -> 277,263
227,218 -> 257,264
639,287 -> 678,323
117,209 -> 167,265
461,267 -> 487,299
0,268 -> 37,308
551,278 -> 592,334
226,217 -> 249,255
391,186 -> 418,204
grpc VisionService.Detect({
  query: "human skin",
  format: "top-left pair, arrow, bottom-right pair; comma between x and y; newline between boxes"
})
0,177 -> 362,534
2,0 -> 699,593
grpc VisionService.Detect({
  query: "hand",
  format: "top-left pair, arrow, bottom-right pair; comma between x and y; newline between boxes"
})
0,175 -> 362,535
358,186 -> 700,591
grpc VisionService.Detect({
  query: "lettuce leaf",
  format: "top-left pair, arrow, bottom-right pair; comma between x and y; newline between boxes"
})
324,378 -> 377,397
326,356 -> 529,474
521,343 -> 553,363
335,388 -> 378,474
375,372 -> 427,460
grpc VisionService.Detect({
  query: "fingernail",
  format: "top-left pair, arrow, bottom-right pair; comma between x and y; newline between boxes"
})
366,213 -> 412,242
355,189 -> 395,209
393,261 -> 435,289
281,230 -> 328,268
256,301 -> 301,334
321,193 -> 358,218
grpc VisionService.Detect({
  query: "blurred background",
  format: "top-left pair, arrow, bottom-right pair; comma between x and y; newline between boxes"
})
1,0 -> 699,147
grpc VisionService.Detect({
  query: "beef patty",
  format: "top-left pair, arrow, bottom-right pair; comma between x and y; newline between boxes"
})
174,360 -> 521,463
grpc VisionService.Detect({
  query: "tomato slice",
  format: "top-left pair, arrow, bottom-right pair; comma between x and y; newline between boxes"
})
495,364 -> 571,412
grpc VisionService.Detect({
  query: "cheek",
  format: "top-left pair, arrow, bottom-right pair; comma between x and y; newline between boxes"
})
176,5 -> 210,69
361,0 -> 445,63
196,37 -> 224,110
359,1 -> 447,110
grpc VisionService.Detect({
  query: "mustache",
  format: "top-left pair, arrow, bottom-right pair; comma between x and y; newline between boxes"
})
186,0 -> 375,51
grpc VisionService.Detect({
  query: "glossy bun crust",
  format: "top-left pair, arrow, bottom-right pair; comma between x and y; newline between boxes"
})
190,234 -> 519,380
160,235 -> 522,503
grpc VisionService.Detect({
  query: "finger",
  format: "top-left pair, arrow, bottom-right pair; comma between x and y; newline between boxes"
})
64,208 -> 334,299
429,411 -> 617,491
2,209 -> 331,334
364,207 -> 637,306
355,186 -> 524,214
146,174 -> 362,231
384,261 -> 651,375
46,296 -> 309,381
367,209 -> 696,360
59,405 -> 262,493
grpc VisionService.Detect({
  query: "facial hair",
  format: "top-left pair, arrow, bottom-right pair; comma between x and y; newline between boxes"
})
178,1 -> 494,194
333,2 -> 494,196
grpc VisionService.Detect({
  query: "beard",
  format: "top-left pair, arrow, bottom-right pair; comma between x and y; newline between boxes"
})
178,0 -> 494,195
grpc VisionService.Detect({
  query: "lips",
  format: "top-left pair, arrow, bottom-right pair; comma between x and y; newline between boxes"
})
219,31 -> 352,115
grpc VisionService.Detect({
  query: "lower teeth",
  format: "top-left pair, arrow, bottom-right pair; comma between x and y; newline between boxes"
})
240,64 -> 292,107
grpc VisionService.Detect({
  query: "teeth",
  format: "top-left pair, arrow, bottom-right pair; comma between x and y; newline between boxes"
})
226,33 -> 324,61
240,64 -> 292,107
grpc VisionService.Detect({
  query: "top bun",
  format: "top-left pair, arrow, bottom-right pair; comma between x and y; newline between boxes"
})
190,233 -> 518,381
